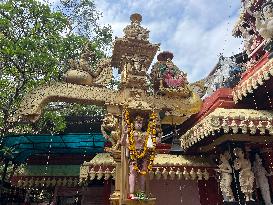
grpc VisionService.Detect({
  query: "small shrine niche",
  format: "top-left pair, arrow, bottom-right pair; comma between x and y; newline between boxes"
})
112,13 -> 159,90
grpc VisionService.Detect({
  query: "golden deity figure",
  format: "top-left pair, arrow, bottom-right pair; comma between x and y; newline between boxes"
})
13,13 -> 202,205
101,114 -> 121,152
121,110 -> 159,199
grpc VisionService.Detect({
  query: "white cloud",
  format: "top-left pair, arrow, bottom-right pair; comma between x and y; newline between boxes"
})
169,16 -> 243,81
94,0 -> 244,82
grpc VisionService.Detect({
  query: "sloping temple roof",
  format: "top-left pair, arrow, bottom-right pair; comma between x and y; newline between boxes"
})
180,108 -> 273,150
1,133 -> 105,163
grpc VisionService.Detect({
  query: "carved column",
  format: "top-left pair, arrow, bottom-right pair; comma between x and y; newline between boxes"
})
110,151 -> 122,205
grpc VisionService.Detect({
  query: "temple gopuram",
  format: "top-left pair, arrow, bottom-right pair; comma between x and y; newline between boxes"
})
1,0 -> 273,204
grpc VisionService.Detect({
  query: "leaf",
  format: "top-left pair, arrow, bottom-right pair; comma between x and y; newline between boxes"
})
0,0 -> 112,138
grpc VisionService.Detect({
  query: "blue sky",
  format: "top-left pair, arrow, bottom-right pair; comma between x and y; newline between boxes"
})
47,0 -> 244,82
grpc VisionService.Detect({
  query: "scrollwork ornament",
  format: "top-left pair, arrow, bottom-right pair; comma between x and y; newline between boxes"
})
211,117 -> 221,127
249,121 -> 257,134
257,121 -> 266,135
197,169 -> 203,180
176,168 -> 183,180
231,120 -> 238,134
252,77 -> 258,89
183,167 -> 190,180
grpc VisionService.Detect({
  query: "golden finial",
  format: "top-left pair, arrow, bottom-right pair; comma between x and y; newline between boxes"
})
130,13 -> 142,23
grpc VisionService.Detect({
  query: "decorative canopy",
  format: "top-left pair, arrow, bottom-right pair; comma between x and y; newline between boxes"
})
12,14 -> 202,126
233,57 -> 273,103
1,133 -> 105,163
14,176 -> 79,188
79,153 -> 214,182
180,108 -> 273,150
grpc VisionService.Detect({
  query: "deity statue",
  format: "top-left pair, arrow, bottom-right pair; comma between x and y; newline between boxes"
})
163,58 -> 187,88
253,154 -> 273,205
64,45 -> 112,87
121,111 -> 159,199
255,2 -> 273,42
151,51 -> 188,90
215,151 -> 235,202
101,114 -> 121,152
151,51 -> 191,98
233,147 -> 255,202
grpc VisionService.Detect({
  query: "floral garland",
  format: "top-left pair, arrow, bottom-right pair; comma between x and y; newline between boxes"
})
134,191 -> 150,200
124,109 -> 157,175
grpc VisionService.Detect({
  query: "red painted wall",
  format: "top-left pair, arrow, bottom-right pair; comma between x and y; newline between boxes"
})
150,179 -> 201,205
198,177 -> 223,205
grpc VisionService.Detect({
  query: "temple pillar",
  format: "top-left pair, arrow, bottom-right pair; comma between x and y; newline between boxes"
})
104,180 -> 111,205
110,151 -> 122,205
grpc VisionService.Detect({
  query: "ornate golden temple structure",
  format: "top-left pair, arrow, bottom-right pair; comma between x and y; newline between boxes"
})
10,0 -> 273,204
13,13 -> 202,205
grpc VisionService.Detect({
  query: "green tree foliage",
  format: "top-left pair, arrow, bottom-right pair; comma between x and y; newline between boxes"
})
58,0 -> 112,51
0,0 -> 112,137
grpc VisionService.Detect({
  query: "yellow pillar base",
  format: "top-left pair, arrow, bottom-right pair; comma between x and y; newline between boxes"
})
110,198 -> 156,205
109,197 -> 120,205
121,198 -> 156,205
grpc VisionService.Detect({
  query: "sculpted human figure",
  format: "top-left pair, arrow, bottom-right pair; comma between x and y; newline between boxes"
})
253,154 -> 273,205
255,2 -> 273,41
132,55 -> 145,73
216,151 -> 235,202
162,58 -> 187,88
150,51 -> 193,99
233,148 -> 255,202
121,115 -> 157,199
101,114 -> 121,151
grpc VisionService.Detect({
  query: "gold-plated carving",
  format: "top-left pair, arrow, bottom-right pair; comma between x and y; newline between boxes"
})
101,114 -> 121,151
14,13 -> 203,204
232,59 -> 273,103
80,153 -> 213,181
64,46 -> 112,87
181,108 -> 273,149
